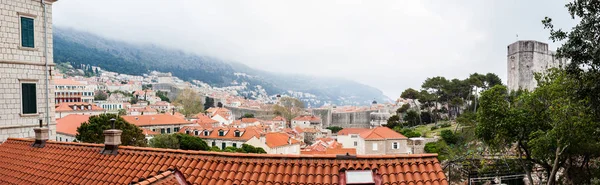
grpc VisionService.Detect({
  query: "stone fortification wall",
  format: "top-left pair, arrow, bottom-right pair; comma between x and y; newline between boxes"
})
225,106 -> 276,120
312,109 -> 375,128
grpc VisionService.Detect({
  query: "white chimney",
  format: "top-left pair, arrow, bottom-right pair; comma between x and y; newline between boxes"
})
32,120 -> 48,148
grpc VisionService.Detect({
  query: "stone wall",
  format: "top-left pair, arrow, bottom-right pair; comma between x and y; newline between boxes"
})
225,106 -> 276,120
507,40 -> 565,91
0,0 -> 56,142
312,108 -> 375,128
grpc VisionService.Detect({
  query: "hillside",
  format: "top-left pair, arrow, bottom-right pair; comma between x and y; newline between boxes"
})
53,27 -> 390,106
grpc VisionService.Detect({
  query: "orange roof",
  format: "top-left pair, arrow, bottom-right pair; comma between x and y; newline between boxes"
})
55,102 -> 104,112
141,128 -> 159,136
241,118 -> 258,123
337,128 -> 371,135
0,138 -> 447,184
272,116 -> 286,121
265,133 -> 300,148
195,126 -> 262,141
359,127 -> 408,140
56,114 -> 90,136
301,148 -> 357,155
53,78 -> 83,85
292,115 -> 321,122
122,115 -> 191,127
195,114 -> 219,125
128,106 -> 158,113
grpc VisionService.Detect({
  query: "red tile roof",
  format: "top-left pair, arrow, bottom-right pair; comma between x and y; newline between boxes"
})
292,115 -> 321,122
265,133 -> 300,148
337,128 -> 371,135
195,114 -> 219,125
122,115 -> 191,127
272,116 -> 286,121
195,127 -> 262,141
241,118 -> 259,123
55,102 -> 104,112
0,138 -> 448,185
53,78 -> 83,85
141,128 -> 159,136
56,114 -> 91,136
360,127 -> 408,140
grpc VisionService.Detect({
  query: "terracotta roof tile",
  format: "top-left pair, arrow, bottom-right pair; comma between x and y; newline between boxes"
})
360,127 -> 408,140
292,115 -> 321,122
122,115 -> 191,127
337,128 -> 371,135
0,138 -> 447,185
56,114 -> 91,136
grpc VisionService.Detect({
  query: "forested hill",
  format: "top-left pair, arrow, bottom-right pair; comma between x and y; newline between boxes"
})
53,27 -> 390,106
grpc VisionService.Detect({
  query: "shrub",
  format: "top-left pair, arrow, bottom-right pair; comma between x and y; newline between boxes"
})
439,123 -> 451,128
430,126 -> 439,131
440,130 -> 458,145
173,133 -> 210,151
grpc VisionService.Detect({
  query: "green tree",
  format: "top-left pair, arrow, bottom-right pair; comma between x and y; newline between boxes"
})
149,134 -> 180,149
241,113 -> 255,118
400,88 -> 420,99
476,70 -> 600,184
240,144 -> 267,154
326,126 -> 343,134
396,128 -> 421,138
173,88 -> 203,117
173,133 -> 210,151
385,115 -> 401,129
440,130 -> 457,145
117,109 -> 127,116
156,91 -> 170,102
422,76 -> 449,121
403,110 -> 420,127
76,114 -> 147,147
203,97 -> 215,110
94,91 -> 108,101
396,104 -> 410,115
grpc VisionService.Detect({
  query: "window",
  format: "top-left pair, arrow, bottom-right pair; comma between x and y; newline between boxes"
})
160,128 -> 165,134
166,128 -> 171,133
204,131 -> 209,136
218,130 -> 225,136
232,143 -> 237,148
174,127 -> 179,132
66,139 -> 69,142
221,143 -> 226,150
350,135 -> 358,138
372,143 -> 378,151
234,131 -> 240,137
59,137 -> 62,141
354,141 -> 358,146
186,130 -> 190,134
392,142 -> 399,149
212,141 -> 216,147
194,131 -> 199,136
20,17 -> 34,48
21,83 -> 37,114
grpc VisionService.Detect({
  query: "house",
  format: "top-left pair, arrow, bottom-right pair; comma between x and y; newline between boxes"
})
55,114 -> 90,142
0,0 -> 58,142
54,78 -> 95,103
149,101 -> 172,113
55,102 -> 105,118
291,115 -> 322,129
122,114 -> 193,134
356,127 -> 410,155
0,128 -> 448,184
140,128 -> 159,141
336,128 -> 371,149
127,106 -> 158,116
245,132 -> 301,154
184,126 -> 263,150
272,116 -> 286,130
230,118 -> 261,128
193,114 -> 221,128
94,101 -> 124,112
205,107 -> 233,125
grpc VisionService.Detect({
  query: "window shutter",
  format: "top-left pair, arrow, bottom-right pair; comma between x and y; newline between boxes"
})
21,83 -> 37,114
20,17 -> 34,48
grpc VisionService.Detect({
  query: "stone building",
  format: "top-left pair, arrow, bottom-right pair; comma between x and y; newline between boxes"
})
121,114 -> 193,134
0,0 -> 57,142
356,127 -> 410,155
507,40 -> 566,91
53,78 -> 94,103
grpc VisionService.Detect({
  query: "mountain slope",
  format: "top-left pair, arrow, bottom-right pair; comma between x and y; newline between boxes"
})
53,27 -> 390,106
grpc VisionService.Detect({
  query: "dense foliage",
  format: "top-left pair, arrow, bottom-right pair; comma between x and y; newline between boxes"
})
173,133 -> 210,151
149,134 -> 179,149
155,91 -> 170,102
75,114 -> 147,147
241,113 -> 255,118
172,88 -> 203,117
326,126 -> 343,134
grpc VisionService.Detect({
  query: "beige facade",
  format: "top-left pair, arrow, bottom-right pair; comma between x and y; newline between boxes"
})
357,138 -> 410,155
0,0 -> 57,142
245,136 -> 300,155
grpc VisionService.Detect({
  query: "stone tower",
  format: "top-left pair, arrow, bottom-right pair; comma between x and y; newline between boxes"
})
507,40 -> 565,91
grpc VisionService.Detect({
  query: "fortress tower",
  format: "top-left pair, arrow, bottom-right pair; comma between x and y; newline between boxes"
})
507,40 -> 565,91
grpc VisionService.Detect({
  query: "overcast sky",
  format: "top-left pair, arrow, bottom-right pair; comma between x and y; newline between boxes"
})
53,0 -> 576,98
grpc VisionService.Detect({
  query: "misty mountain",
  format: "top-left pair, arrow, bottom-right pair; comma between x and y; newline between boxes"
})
53,27 -> 390,106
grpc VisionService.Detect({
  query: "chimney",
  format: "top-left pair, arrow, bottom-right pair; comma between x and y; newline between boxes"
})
172,108 -> 175,115
101,118 -> 122,155
32,119 -> 48,148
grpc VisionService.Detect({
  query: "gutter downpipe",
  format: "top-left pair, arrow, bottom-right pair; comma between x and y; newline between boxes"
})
42,0 -> 50,128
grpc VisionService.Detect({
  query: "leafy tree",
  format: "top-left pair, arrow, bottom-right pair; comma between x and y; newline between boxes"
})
396,104 -> 410,114
419,111 -> 433,124
172,88 -> 203,117
396,128 -> 421,138
440,130 -> 457,145
94,91 -> 108,101
326,126 -> 343,134
424,142 -> 439,154
422,76 -> 449,121
400,88 -> 420,99
156,90 -> 170,102
76,114 -> 147,147
273,97 -> 305,122
149,134 -> 179,149
117,109 -> 127,116
476,69 -> 600,184
241,113 -> 255,118
203,97 -> 215,110
385,115 -> 401,129
173,133 -> 209,151
403,110 -> 420,127
209,146 -> 221,152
